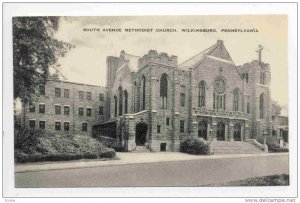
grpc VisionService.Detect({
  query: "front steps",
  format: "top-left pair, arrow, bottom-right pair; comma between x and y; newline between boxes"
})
133,146 -> 150,153
210,141 -> 264,155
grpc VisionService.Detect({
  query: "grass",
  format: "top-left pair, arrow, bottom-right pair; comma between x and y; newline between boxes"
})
206,174 -> 289,186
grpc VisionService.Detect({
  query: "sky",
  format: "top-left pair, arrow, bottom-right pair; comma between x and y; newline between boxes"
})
54,15 -> 288,108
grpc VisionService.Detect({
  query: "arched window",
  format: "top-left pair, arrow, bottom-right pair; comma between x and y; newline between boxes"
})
114,95 -> 117,117
141,76 -> 146,110
124,90 -> 128,114
160,73 -> 168,109
260,93 -> 264,119
198,81 -> 206,107
233,88 -> 240,111
213,77 -> 226,110
260,72 -> 266,85
118,87 -> 123,116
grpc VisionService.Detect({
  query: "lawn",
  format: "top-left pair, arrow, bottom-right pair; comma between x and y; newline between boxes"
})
206,174 -> 289,186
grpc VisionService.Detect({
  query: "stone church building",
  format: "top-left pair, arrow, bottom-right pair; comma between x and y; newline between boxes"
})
22,40 -> 272,152
98,40 -> 272,152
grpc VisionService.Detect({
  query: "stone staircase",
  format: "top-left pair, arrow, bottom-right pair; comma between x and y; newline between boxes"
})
133,146 -> 151,153
210,141 -> 264,155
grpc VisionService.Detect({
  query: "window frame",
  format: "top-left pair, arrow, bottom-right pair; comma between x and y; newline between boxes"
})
78,107 -> 84,116
64,105 -> 70,115
64,122 -> 70,131
82,123 -> 88,132
55,105 -> 61,115
64,89 -> 70,98
55,121 -> 61,131
39,103 -> 45,114
55,88 -> 61,97
86,107 -> 92,117
39,121 -> 45,129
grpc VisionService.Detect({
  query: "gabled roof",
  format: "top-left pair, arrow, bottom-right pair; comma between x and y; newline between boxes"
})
118,51 -> 140,73
178,40 -> 234,70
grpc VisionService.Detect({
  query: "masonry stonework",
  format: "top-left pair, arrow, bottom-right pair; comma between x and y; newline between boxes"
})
22,40 -> 274,152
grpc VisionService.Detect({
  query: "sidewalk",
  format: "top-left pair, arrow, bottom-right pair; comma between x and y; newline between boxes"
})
15,152 -> 288,173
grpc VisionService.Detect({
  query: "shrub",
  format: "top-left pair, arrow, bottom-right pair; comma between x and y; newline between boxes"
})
180,137 -> 210,155
83,152 -> 98,159
14,127 -> 116,163
256,135 -> 288,152
99,148 -> 116,158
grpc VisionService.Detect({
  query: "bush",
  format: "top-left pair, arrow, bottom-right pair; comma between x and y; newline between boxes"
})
256,135 -> 289,152
180,137 -> 210,155
99,148 -> 116,158
14,127 -> 116,163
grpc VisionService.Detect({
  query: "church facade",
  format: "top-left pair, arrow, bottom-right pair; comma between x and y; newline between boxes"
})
21,40 -> 272,152
100,40 -> 272,152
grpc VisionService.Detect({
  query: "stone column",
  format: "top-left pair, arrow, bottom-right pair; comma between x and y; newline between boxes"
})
244,122 -> 250,140
192,114 -> 198,138
172,112 -> 180,151
212,118 -> 217,141
229,120 -> 234,142
241,124 -> 244,141
150,110 -> 160,151
127,115 -> 136,151
193,121 -> 198,138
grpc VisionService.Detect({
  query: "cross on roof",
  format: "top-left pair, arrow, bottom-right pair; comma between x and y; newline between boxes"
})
256,44 -> 264,63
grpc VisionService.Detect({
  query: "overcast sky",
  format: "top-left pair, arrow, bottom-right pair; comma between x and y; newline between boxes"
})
54,15 -> 288,108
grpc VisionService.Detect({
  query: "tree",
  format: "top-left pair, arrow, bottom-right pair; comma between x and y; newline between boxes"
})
13,17 -> 72,102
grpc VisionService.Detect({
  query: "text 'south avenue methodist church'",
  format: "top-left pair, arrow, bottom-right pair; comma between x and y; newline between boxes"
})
21,40 -> 286,152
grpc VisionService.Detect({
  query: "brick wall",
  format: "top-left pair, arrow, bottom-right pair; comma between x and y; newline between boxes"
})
23,80 -> 107,135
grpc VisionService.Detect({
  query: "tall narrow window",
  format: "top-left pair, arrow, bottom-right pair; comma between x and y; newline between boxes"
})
260,94 -> 264,119
160,73 -> 168,109
180,120 -> 185,133
180,93 -> 185,107
118,87 -> 123,116
198,81 -> 206,107
124,90 -> 128,114
141,75 -> 146,110
99,106 -> 104,115
247,103 -> 250,114
213,77 -> 226,110
114,95 -> 118,117
260,72 -> 266,85
233,88 -> 239,111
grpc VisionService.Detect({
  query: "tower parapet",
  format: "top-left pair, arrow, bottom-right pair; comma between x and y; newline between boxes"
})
138,50 -> 178,69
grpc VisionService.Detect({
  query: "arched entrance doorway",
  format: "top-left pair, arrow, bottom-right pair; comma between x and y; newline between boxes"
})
198,121 -> 208,140
234,123 -> 242,141
135,122 -> 148,146
217,122 -> 225,141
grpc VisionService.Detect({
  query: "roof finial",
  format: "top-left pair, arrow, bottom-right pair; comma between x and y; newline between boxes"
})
256,44 -> 264,64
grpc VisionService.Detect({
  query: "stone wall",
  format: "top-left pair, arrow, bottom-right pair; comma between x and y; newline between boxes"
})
23,80 -> 107,135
